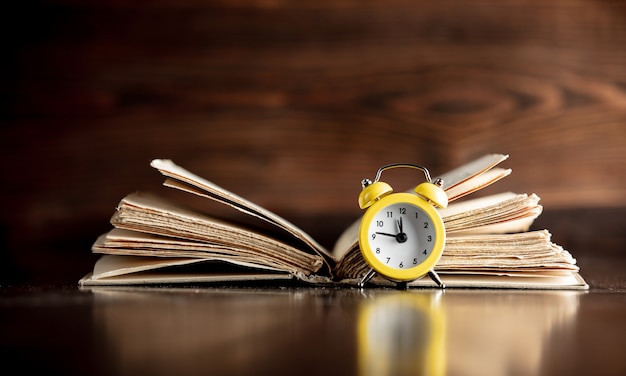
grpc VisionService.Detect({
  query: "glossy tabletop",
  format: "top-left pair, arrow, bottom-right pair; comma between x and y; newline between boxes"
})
1,256 -> 625,376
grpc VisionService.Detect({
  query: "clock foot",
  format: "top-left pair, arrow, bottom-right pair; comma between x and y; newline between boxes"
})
358,268 -> 376,288
395,281 -> 409,290
428,270 -> 446,289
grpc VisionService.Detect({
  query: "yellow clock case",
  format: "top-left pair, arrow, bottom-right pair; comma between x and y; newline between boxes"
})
358,192 -> 446,282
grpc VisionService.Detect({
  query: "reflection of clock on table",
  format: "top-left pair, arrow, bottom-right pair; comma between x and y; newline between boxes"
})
358,291 -> 446,376
358,164 -> 448,288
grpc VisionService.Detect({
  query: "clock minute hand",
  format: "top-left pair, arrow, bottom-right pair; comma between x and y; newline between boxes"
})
396,217 -> 403,233
394,217 -> 408,243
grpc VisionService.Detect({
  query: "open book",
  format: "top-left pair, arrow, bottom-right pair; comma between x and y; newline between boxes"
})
79,154 -> 588,289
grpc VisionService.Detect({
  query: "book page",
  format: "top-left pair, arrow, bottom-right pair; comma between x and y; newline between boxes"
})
106,192 -> 325,276
92,255 -> 210,279
435,153 -> 509,190
92,228 -> 311,274
440,192 -> 542,234
79,255 -> 293,286
408,272 -> 588,289
444,168 -> 511,202
150,159 -> 334,265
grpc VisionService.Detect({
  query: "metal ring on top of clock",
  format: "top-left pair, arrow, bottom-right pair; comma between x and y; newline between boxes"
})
373,163 -> 433,184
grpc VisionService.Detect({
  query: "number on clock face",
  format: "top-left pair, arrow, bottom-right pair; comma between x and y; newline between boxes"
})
367,202 -> 436,270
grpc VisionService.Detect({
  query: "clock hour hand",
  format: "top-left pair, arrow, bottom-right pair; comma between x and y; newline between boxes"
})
375,230 -> 408,244
375,232 -> 398,237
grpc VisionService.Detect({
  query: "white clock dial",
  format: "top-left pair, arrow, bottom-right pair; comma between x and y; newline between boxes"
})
366,202 -> 437,271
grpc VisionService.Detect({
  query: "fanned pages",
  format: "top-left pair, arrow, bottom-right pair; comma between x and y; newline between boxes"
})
436,153 -> 511,201
103,192 -> 324,276
80,154 -> 588,290
150,159 -> 333,265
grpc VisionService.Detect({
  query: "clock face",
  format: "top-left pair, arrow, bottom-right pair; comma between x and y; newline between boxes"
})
365,202 -> 437,271
359,192 -> 445,281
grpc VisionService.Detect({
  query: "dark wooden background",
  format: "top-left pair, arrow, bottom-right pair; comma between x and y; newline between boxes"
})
1,0 -> 625,284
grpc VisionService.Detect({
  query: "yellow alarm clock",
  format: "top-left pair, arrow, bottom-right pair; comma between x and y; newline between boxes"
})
358,164 -> 448,289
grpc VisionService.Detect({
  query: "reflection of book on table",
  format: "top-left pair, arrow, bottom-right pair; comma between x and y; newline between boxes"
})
79,153 -> 588,289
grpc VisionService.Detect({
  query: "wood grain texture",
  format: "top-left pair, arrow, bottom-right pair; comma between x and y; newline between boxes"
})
1,0 -> 625,282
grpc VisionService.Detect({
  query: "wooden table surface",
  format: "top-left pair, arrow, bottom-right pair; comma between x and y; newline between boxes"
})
1,254 -> 625,376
